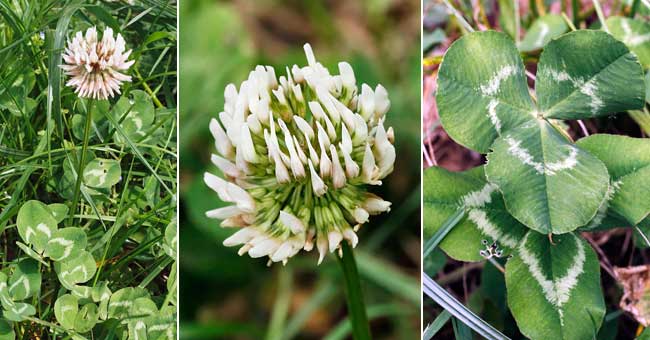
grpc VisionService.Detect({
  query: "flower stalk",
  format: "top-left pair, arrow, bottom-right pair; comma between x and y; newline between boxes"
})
69,99 -> 94,224
338,241 -> 371,340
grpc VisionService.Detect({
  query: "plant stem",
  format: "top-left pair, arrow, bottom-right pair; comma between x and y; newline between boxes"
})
337,242 -> 371,340
631,0 -> 640,17
69,99 -> 93,225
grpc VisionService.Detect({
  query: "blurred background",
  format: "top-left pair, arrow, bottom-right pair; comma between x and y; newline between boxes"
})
179,0 -> 421,339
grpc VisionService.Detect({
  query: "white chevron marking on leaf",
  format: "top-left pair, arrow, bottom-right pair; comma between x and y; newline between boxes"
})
505,137 -> 580,175
543,67 -> 604,114
36,223 -> 51,238
505,137 -> 545,174
9,276 -> 29,295
467,209 -> 518,247
545,147 -> 578,174
480,65 -> 518,96
461,183 -> 499,208
85,168 -> 108,187
487,99 -> 502,133
518,233 -> 586,325
25,227 -> 35,243
49,237 -> 74,260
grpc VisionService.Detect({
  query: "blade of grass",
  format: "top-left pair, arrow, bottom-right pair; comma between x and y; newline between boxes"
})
453,317 -> 474,340
283,280 -> 337,339
355,251 -> 420,305
423,310 -> 451,340
422,273 -> 510,340
323,304 -> 411,340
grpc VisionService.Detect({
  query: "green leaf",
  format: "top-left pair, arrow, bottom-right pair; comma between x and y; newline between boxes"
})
3,303 -> 36,322
518,15 -> 568,52
55,250 -> 96,287
16,200 -> 57,253
423,166 -> 528,261
506,232 -> 605,340
46,228 -> 88,262
437,30 -> 536,153
485,121 -> 610,234
54,294 -> 79,330
606,16 -> 650,69
163,219 -> 177,259
74,303 -> 99,333
0,71 -> 36,117
108,287 -> 151,320
0,319 -> 14,340
47,203 -> 69,224
8,259 -> 41,301
83,158 -> 122,189
577,134 -> 650,225
537,30 -> 645,119
110,90 -> 155,145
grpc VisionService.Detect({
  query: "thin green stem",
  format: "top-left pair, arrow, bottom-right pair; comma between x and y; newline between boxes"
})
337,242 -> 371,340
631,0 -> 641,17
265,267 -> 293,340
68,99 -> 93,225
572,0 -> 579,27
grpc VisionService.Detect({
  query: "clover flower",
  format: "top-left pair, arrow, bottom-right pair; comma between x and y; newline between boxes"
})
205,44 -> 396,265
60,27 -> 134,100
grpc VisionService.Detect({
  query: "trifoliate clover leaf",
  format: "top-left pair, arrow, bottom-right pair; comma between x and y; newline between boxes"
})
74,303 -> 99,333
108,287 -> 150,320
437,30 -> 645,234
3,303 -> 36,322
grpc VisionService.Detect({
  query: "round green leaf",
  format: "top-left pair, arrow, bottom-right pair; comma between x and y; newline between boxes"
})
8,259 -> 41,301
16,200 -> 57,252
54,294 -> 79,330
163,220 -> 177,259
83,158 -> 122,189
108,287 -> 151,320
56,250 -> 96,287
518,15 -> 568,52
506,232 -> 605,340
3,303 -> 35,322
606,16 -> 650,69
537,30 -> 645,119
577,134 -> 650,225
110,90 -> 155,145
74,303 -> 99,333
486,121 -> 609,234
423,166 -> 528,261
47,203 -> 68,224
437,30 -> 536,153
46,228 -> 88,262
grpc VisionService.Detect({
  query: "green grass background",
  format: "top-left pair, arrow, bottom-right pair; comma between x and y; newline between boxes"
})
179,0 -> 421,339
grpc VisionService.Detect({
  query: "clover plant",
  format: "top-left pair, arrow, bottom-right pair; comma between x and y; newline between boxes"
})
426,29 -> 650,340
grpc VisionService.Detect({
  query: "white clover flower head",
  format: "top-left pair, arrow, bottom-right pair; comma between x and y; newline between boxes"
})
60,26 -> 134,100
205,43 -> 395,265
